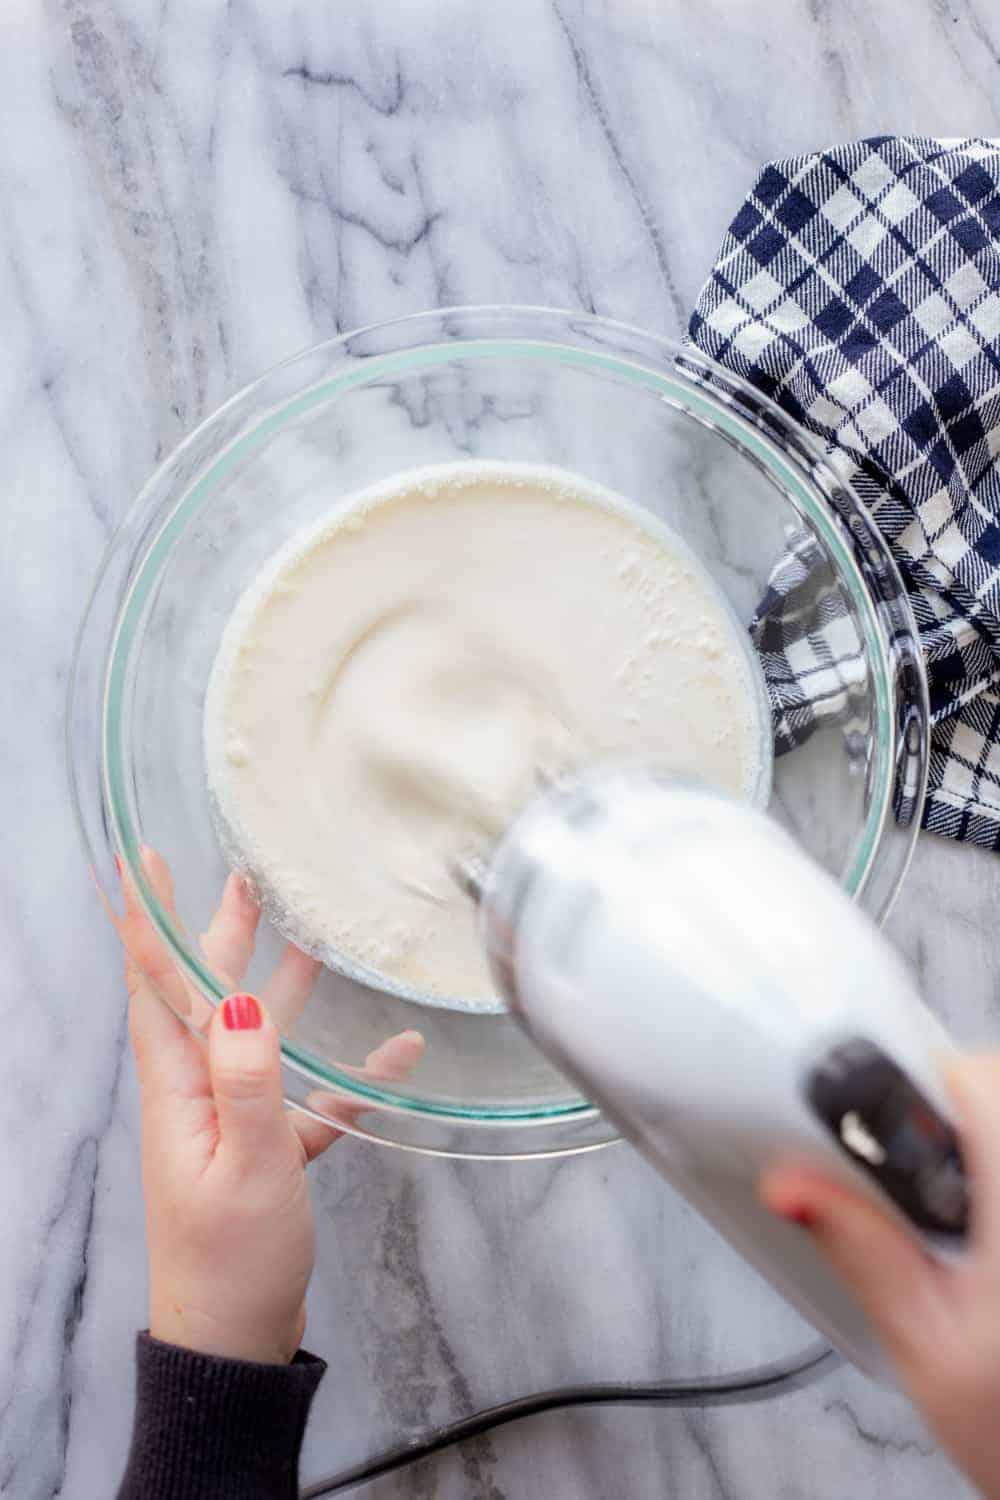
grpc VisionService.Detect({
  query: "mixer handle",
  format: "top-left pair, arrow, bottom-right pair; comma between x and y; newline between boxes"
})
805,1038 -> 969,1240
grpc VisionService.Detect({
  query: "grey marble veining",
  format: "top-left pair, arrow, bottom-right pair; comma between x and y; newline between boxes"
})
3,1 -> 999,1495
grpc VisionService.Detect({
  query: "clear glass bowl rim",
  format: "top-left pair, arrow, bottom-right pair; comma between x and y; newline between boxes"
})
70,303 -> 929,1134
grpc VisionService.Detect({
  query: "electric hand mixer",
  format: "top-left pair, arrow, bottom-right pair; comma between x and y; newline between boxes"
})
465,764 -> 968,1381
304,761 -> 964,1500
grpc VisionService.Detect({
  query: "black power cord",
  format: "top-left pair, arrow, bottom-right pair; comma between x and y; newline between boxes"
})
300,1340 -> 836,1497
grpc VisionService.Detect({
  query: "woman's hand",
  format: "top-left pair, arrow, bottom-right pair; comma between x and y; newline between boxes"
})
762,1054 -> 1000,1499
115,848 -> 423,1366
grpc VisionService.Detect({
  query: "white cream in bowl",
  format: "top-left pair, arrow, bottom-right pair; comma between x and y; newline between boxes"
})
204,462 -> 769,1007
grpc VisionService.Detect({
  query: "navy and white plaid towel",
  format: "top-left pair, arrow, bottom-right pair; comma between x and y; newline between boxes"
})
689,137 -> 1000,849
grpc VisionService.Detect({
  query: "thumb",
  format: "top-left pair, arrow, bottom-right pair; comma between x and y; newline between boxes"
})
209,994 -> 288,1168
760,1166 -> 950,1374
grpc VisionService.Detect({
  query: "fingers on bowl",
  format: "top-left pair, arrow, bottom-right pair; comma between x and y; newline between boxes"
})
302,1030 -> 427,1144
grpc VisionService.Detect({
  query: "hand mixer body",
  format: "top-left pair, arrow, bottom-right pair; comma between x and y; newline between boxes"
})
478,769 -> 968,1379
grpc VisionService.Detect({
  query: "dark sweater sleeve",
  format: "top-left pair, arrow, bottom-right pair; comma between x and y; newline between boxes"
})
116,1333 -> 327,1500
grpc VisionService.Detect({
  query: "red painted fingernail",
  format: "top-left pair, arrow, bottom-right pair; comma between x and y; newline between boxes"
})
222,993 -> 262,1031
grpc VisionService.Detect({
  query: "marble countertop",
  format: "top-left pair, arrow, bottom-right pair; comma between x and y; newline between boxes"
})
4,2 -> 1000,1495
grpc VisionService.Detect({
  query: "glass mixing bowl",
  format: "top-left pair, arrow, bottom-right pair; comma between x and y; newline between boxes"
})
68,306 -> 928,1158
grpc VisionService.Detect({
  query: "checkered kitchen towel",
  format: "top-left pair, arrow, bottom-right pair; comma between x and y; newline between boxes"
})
689,137 -> 1000,848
